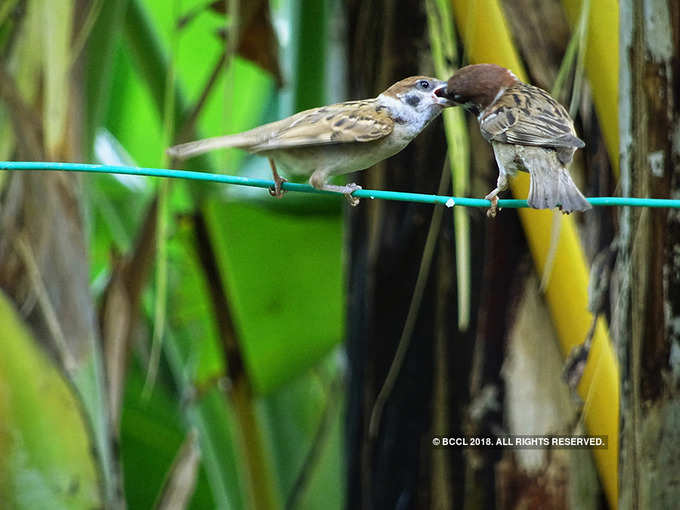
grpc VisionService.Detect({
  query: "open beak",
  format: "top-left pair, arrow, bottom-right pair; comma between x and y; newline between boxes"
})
433,83 -> 452,106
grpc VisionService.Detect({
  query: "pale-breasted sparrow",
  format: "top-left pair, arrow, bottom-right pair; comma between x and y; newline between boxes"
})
436,64 -> 591,216
168,76 -> 451,205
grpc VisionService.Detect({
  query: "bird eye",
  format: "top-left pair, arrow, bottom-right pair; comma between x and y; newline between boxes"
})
417,80 -> 431,90
453,93 -> 466,103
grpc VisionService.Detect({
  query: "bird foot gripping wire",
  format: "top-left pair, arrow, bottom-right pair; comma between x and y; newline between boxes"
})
268,158 -> 287,198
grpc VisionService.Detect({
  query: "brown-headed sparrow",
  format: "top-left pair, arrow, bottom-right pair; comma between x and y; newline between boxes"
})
435,63 -> 591,217
168,76 -> 451,205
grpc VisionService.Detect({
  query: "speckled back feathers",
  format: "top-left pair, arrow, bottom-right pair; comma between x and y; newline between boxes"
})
247,100 -> 395,152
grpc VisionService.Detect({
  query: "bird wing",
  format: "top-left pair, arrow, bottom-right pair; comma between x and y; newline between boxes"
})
248,100 -> 394,152
480,83 -> 585,150
167,100 -> 394,159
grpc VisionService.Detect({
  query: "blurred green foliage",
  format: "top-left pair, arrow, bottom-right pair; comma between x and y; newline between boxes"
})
1,0 -> 345,508
0,294 -> 101,509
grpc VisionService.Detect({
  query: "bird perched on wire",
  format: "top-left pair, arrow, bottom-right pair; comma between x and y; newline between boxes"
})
168,76 -> 451,205
435,63 -> 591,217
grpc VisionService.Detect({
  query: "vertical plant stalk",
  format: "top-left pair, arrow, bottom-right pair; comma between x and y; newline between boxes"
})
143,177 -> 169,397
426,0 -> 471,331
144,0 -> 180,397
176,50 -> 228,143
292,0 -> 327,111
14,234 -> 76,373
192,211 -> 280,510
540,0 -> 590,290
84,0 -> 129,158
561,0 -> 619,173
42,0 -> 72,159
70,0 -> 105,68
219,0 -> 239,140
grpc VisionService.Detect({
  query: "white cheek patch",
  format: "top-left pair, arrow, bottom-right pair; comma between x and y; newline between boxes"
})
378,93 -> 434,138
481,111 -> 496,123
490,86 -> 507,107
379,93 -> 417,119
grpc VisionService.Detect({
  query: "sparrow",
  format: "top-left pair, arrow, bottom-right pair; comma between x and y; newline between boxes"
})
168,76 -> 451,205
435,64 -> 591,216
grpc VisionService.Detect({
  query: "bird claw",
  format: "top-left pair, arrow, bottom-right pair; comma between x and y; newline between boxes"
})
343,183 -> 362,207
314,181 -> 362,205
268,177 -> 288,198
485,194 -> 499,218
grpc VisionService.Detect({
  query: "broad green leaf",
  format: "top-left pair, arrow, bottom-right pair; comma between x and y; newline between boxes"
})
205,200 -> 343,394
0,292 -> 102,509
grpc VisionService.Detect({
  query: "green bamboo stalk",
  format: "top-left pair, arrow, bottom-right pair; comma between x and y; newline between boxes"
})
426,0 -> 471,330
291,0 -> 328,111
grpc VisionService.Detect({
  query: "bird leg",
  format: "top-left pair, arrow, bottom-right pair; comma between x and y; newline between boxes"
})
309,170 -> 362,206
484,173 -> 509,218
268,158 -> 287,198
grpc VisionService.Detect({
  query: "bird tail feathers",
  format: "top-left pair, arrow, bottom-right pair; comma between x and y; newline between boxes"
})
167,134 -> 254,159
525,150 -> 591,213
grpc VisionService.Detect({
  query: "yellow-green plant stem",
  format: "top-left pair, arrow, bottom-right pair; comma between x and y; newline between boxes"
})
561,0 -> 619,174
426,0 -> 472,330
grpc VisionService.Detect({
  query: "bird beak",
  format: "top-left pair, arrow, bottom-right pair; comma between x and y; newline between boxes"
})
433,83 -> 453,106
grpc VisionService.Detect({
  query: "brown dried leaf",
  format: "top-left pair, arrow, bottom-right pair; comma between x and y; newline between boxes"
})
236,5 -> 282,86
215,0 -> 283,86
208,0 -> 227,14
155,429 -> 201,510
98,197 -> 158,432
180,0 -> 282,85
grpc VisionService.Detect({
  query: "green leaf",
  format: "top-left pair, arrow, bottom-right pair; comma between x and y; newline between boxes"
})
0,292 -> 102,509
205,200 -> 344,394
120,364 -> 214,509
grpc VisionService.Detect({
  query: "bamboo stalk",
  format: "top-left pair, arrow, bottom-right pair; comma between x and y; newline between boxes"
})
561,0 -> 619,174
426,0 -> 472,331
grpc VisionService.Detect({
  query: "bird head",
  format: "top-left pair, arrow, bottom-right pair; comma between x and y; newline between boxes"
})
435,64 -> 518,116
383,76 -> 452,113
377,76 -> 453,136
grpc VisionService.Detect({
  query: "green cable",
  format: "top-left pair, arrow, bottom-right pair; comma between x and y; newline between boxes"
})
1,161 -> 679,209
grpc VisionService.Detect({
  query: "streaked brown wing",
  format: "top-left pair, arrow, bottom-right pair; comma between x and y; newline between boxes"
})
249,100 -> 394,152
480,84 -> 584,149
